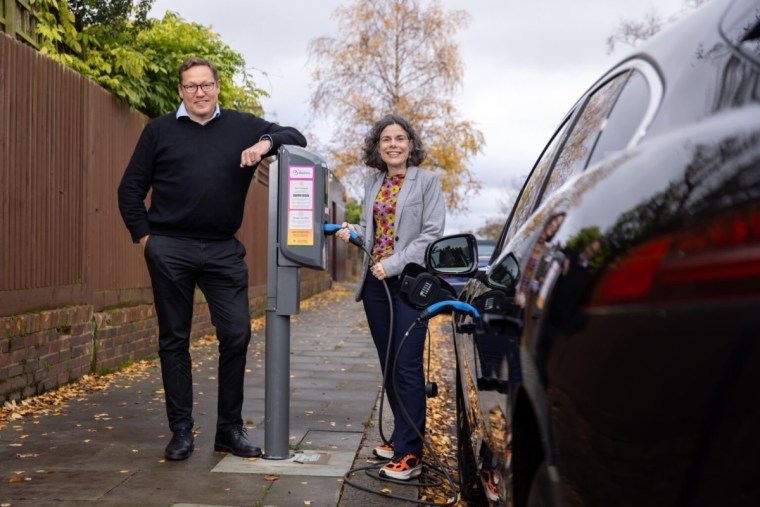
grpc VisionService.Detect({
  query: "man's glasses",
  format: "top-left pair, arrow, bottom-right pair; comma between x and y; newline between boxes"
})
181,82 -> 216,93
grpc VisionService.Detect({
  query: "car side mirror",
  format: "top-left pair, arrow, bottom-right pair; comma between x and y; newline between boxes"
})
425,234 -> 479,277
487,252 -> 520,291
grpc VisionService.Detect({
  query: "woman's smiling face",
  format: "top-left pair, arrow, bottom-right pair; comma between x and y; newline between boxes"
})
379,124 -> 411,171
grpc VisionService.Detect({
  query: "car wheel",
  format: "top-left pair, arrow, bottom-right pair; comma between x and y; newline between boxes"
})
455,366 -> 487,504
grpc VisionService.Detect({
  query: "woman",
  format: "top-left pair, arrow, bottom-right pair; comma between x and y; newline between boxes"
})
337,114 -> 445,480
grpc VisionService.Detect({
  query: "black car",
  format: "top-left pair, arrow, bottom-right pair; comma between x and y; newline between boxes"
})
422,1 -> 760,505
440,238 -> 498,295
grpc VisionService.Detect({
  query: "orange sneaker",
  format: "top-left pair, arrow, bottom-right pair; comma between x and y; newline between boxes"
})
482,468 -> 500,502
379,453 -> 422,480
373,442 -> 394,459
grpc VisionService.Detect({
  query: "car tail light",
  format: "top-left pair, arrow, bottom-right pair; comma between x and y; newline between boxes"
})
589,206 -> 760,306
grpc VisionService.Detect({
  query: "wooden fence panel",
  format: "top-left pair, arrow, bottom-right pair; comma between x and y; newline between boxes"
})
85,85 -> 152,309
1,0 -> 40,48
1,33 -> 343,318
1,37 -> 88,311
0,32 -> 348,404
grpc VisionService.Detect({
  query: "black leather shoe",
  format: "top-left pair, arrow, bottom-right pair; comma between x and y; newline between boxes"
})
165,428 -> 194,460
214,427 -> 262,457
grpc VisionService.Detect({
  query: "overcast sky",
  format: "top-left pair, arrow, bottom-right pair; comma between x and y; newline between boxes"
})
150,0 -> 689,234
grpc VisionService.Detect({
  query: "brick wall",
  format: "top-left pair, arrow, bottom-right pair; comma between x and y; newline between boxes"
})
0,306 -> 93,401
1,273 -> 331,404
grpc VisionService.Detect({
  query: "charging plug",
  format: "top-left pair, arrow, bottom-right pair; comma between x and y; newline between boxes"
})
419,300 -> 480,320
323,224 -> 342,235
323,223 -> 362,247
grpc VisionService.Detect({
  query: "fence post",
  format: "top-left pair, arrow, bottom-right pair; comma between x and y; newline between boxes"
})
2,0 -> 17,37
2,0 -> 41,48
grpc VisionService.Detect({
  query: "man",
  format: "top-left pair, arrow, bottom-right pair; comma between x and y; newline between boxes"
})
118,57 -> 306,461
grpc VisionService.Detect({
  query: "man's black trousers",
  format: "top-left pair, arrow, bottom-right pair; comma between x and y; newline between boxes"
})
143,235 -> 251,433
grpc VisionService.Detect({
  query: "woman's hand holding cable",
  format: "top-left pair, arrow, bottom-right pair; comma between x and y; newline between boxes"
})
336,221 -> 385,280
371,261 -> 387,280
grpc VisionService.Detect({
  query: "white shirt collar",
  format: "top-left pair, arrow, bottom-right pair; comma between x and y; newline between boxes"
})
176,102 -> 221,125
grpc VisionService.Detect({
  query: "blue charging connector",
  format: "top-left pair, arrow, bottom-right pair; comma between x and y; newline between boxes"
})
419,300 -> 480,320
323,223 -> 363,247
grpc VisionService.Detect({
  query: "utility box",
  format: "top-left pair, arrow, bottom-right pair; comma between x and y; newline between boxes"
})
265,145 -> 331,459
277,145 -> 330,270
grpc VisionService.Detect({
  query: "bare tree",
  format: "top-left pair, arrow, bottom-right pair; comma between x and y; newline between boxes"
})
606,9 -> 664,54
607,0 -> 710,54
474,177 -> 522,239
308,0 -> 484,212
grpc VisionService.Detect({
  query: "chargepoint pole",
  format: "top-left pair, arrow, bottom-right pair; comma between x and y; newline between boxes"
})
264,155 -> 295,460
263,147 -> 329,460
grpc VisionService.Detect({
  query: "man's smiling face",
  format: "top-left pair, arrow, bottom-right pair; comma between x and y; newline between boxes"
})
178,64 -> 219,123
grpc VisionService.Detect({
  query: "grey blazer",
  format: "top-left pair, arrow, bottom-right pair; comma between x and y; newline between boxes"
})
352,166 -> 446,301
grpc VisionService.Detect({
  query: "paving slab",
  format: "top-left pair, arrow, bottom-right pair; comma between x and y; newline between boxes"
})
2,282 -> 417,507
211,450 -> 355,477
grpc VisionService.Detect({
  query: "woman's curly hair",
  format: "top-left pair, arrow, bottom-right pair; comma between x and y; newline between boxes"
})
362,114 -> 427,171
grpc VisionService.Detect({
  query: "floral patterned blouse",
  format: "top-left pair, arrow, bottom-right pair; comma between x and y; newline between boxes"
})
371,173 -> 405,262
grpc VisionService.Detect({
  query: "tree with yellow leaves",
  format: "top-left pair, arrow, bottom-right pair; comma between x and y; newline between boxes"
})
308,0 -> 484,212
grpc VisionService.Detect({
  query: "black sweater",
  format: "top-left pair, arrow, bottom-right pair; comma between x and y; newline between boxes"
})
118,109 -> 306,242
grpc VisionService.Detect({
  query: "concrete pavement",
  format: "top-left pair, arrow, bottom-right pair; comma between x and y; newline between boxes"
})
0,282 -> 420,507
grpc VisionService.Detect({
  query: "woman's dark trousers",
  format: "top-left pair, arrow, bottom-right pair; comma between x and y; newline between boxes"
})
362,271 -> 427,457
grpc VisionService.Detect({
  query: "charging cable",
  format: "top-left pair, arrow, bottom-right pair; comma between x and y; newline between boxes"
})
420,300 -> 480,321
343,300 -> 480,505
325,224 -> 475,505
324,224 -> 396,446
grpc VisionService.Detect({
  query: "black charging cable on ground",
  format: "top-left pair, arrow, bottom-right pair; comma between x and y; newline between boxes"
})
343,304 -> 478,506
324,224 -> 474,505
382,302 -> 480,505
